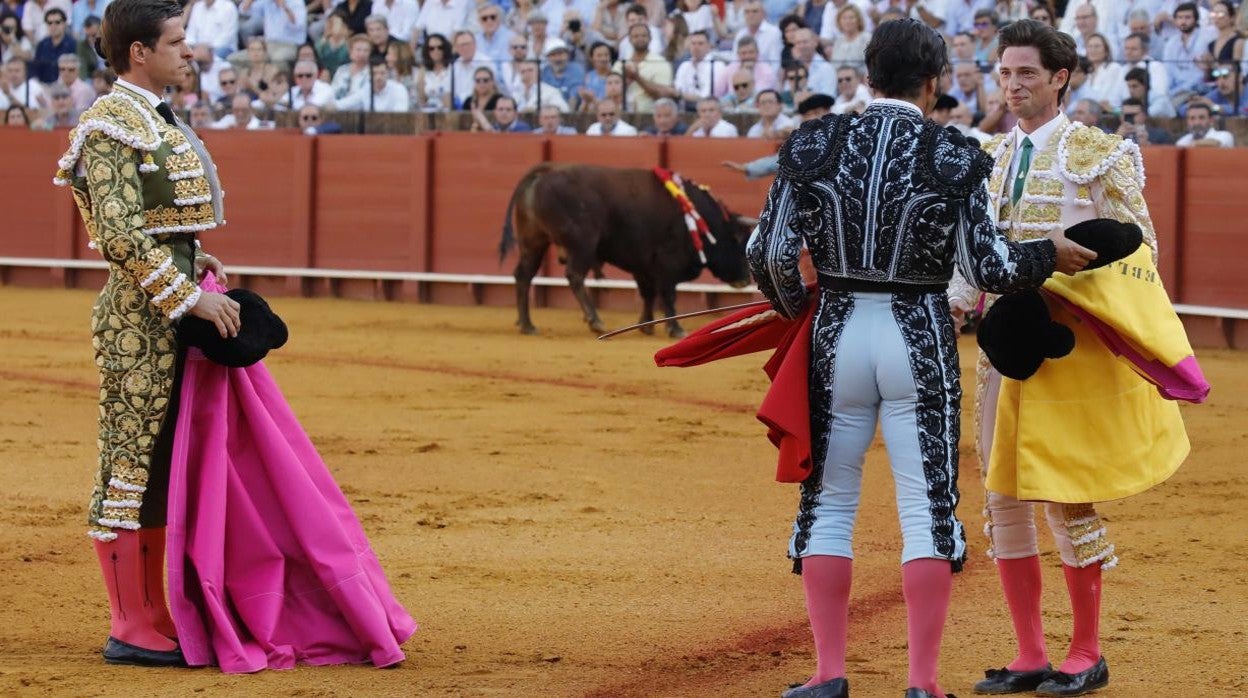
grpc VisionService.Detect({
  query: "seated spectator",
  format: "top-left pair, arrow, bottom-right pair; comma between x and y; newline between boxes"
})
329,0 -> 375,37
40,83 -> 76,126
53,53 -> 93,110
536,103 -> 577,134
32,8 -> 74,85
184,0 -> 239,60
1118,33 -> 1170,111
1176,102 -> 1234,147
213,67 -> 247,115
790,28 -> 834,95
472,94 -> 532,131
75,14 -> 105,75
1,12 -> 34,65
540,39 -> 585,109
331,34 -> 372,99
1122,66 -> 1176,119
513,59 -> 569,112
1084,32 -> 1124,109
170,69 -> 202,113
679,0 -> 725,44
234,36 -> 282,98
237,0 -> 307,66
461,65 -> 502,110
778,63 -> 810,110
824,4 -> 869,70
721,68 -> 757,113
688,96 -> 738,137
586,98 -> 637,135
1115,96 -> 1175,146
601,71 -> 625,109
718,36 -> 777,95
193,44 -> 229,102
500,34 -> 529,96
613,22 -> 672,113
451,30 -> 494,108
722,93 -> 833,180
558,9 -> 594,63
830,64 -> 870,114
506,0 -> 538,36
1062,56 -> 1093,114
1200,63 -> 1248,116
579,40 -> 615,107
336,56 -> 410,111
213,93 -> 270,129
674,31 -> 728,107
946,100 -> 993,142
1207,1 -> 1243,68
947,60 -> 986,115
474,4 -> 513,63
526,11 -> 554,60
251,69 -> 291,115
372,0 -> 417,46
21,0 -> 69,46
0,56 -> 44,111
1069,97 -> 1105,130
589,0 -> 627,47
1029,1 -> 1056,28
290,58 -> 335,109
189,101 -> 215,131
5,102 -> 30,126
297,103 -> 343,133
1164,3 -> 1207,104
364,14 -> 393,59
642,96 -> 687,135
971,9 -> 999,64
734,0 -> 782,64
950,31 -> 975,64
413,0 -> 475,43
616,3 -> 665,61
416,33 -> 453,111
316,14 -> 352,77
385,41 -> 419,109
746,88 -> 795,138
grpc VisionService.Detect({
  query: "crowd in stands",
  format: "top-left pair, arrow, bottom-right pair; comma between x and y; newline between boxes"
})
1,0 -> 1245,145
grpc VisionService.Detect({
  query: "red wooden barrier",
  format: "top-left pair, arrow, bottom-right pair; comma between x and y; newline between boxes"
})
1139,147 -> 1181,298
1180,148 -> 1248,309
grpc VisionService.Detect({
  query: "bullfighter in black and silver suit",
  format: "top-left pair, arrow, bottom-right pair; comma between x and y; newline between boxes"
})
745,19 -> 1099,698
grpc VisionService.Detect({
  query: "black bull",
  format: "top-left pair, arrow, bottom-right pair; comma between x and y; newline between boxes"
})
498,164 -> 757,338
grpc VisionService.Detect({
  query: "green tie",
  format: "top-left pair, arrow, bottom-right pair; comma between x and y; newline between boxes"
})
1011,137 -> 1034,206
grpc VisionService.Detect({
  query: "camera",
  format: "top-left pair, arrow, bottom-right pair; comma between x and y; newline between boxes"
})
568,19 -> 582,32
258,79 -> 269,91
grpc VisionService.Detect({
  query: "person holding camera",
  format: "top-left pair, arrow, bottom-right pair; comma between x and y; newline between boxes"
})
1115,96 -> 1174,145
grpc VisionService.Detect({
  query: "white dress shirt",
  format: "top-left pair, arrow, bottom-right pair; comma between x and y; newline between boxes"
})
746,112 -> 796,138
1176,129 -> 1234,147
372,0 -> 420,43
1006,111 -> 1065,191
290,80 -> 336,109
414,0 -> 476,41
513,80 -> 570,112
185,0 -> 240,53
586,119 -> 638,136
691,119 -> 739,137
674,57 -> 728,100
336,79 -> 411,112
734,22 -> 783,64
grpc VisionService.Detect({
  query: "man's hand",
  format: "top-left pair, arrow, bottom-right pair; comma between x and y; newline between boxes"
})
1045,228 -> 1098,275
194,254 -> 228,285
949,297 -> 973,329
189,292 -> 242,338
722,160 -> 748,173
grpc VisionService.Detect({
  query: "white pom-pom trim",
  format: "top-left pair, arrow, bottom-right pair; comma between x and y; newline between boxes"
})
87,530 -> 118,541
101,499 -> 142,509
108,478 -> 146,493
96,518 -> 141,530
174,194 -> 213,206
168,168 -> 205,181
169,287 -> 201,320
139,257 -> 173,288
151,273 -> 187,304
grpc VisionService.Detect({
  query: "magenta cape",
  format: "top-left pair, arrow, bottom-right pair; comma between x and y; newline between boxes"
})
166,279 -> 417,673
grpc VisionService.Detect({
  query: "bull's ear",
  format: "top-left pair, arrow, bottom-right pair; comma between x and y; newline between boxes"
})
734,215 -> 759,228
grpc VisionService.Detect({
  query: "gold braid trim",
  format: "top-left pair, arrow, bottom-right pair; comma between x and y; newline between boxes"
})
53,92 -> 162,186
1063,503 -> 1119,570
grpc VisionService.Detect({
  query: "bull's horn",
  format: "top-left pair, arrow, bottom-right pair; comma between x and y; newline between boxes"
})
735,215 -> 760,227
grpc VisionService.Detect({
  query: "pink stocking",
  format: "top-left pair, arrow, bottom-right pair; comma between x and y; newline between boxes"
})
800,555 -> 853,686
93,531 -> 177,651
997,555 -> 1049,671
902,558 -> 951,697
1059,563 -> 1102,674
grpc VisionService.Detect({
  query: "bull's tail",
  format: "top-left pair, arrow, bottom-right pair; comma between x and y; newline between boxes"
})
499,164 -> 552,265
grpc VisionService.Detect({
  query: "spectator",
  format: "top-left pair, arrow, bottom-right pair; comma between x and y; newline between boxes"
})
297,102 -> 343,133
558,9 -> 593,62
1070,97 -> 1105,129
189,101 -> 215,130
1062,55 -> 1094,113
950,31 -> 975,64
290,58 -> 335,108
1207,1 -> 1243,66
505,0 -> 537,36
830,63 -> 869,114
5,102 -> 30,126
385,39 -> 418,107
642,96 -> 687,134
777,62 -> 808,109
416,32 -> 452,111
451,30 -> 493,108
720,93 -> 829,180
0,56 -> 43,110
329,0 -> 373,36
1066,2 -> 1103,55
372,0 -> 417,45
1176,101 -> 1234,146
316,14 -> 352,76
614,22 -> 671,112
1164,3 -> 1208,102
826,4 -> 869,70
601,70 -> 625,108
527,11 -> 554,62
790,27 -> 834,94
778,14 -> 805,67
975,88 -> 1015,134
535,102 -> 576,133
238,0 -> 307,66
22,0 -> 70,44
336,56 -> 410,111
1084,33 -> 1124,109
413,0 -> 474,42
948,60 -> 985,114
1,12 -> 33,65
945,0 -> 985,35
679,0 -> 725,43
585,97 -> 637,134
40,82 -> 74,126
251,69 -> 289,115
928,92 -> 957,126
971,9 -> 999,64
734,0 -> 782,64
474,2 -> 512,62
540,38 -> 585,108
579,40 -> 615,106
214,92 -> 268,128
513,58 -> 569,112
461,64 -> 502,109
192,43 -> 228,101
1125,9 -> 1164,60
53,53 -> 92,110
745,87 -> 795,137
1116,96 -> 1175,145
1028,0 -> 1056,28
616,3 -> 664,62
364,14 -> 393,59
688,96 -> 738,136
69,0 -> 108,37
331,34 -> 372,98
31,7 -> 74,84
500,33 -> 529,95
169,69 -> 202,113
234,37 -> 282,97
720,68 -> 757,112
184,0 -> 240,59
673,30 -> 729,106
472,93 -> 532,131
213,66 -> 241,114
89,64 -> 113,98
590,0 -> 628,46
1200,63 -> 1248,116
1118,32 -> 1171,115
719,35 -> 777,95
1123,66 -> 1176,119
74,13 -> 102,76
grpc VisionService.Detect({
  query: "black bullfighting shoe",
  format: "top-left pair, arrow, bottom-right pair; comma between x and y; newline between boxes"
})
782,677 -> 849,697
971,665 -> 1054,694
904,689 -> 957,698
102,637 -> 188,667
1034,657 -> 1109,696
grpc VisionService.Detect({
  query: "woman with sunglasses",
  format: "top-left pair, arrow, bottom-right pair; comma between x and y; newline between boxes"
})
1207,1 -> 1244,70
0,9 -> 32,64
416,32 -> 451,111
460,64 -> 501,110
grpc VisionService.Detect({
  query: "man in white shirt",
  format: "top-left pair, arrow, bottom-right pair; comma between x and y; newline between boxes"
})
450,30 -> 494,108
536,103 -> 578,134
733,0 -> 782,65
689,97 -> 739,136
413,0 -> 476,43
746,88 -> 796,137
512,58 -> 569,112
673,31 -> 728,107
1059,0 -> 1120,51
613,22 -> 672,113
1175,102 -> 1234,147
947,60 -> 985,114
238,0 -> 306,65
585,98 -> 637,135
942,0 -> 990,36
473,3 -> 513,63
191,44 -> 226,101
0,56 -> 45,110
184,0 -> 239,59
290,59 -> 335,109
54,53 -> 95,110
372,0 -> 418,44
336,58 -> 410,111
830,64 -> 871,114
70,0 -> 110,38
616,3 -> 664,61
213,92 -> 270,128
791,28 -> 836,95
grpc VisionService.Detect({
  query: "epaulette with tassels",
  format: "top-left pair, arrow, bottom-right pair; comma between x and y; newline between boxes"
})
53,90 -> 163,186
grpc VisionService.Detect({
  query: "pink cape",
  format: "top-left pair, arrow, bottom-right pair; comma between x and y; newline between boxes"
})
166,275 -> 417,673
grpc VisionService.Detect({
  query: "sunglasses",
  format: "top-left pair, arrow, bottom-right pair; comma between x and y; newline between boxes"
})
475,77 -> 493,82
59,66 -> 76,71
974,20 -> 991,26
428,44 -> 445,50
300,114 -> 320,121
295,72 -> 314,77
220,79 -> 235,85
1211,68 -> 1234,77
837,76 -> 854,83
600,112 -> 617,117
733,82 -> 751,89
480,13 -> 499,19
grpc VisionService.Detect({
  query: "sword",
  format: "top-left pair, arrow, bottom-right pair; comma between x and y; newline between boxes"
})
597,299 -> 775,340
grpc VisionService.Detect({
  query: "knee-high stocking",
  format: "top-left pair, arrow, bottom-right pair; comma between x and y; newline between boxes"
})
93,531 -> 177,651
800,555 -> 853,686
902,558 -> 951,697
997,555 -> 1049,671
1059,563 -> 1102,674
138,527 -> 177,638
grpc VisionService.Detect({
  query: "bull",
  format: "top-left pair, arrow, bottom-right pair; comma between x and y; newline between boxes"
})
498,164 -> 757,338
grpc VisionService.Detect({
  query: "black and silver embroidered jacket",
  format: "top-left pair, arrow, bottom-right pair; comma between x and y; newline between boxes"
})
747,101 -> 1059,319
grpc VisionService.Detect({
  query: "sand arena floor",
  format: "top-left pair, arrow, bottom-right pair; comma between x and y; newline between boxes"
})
0,287 -> 1244,698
